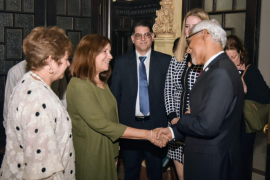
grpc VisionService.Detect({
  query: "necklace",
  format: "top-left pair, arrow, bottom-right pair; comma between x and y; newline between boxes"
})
29,72 -> 65,109
29,71 -> 51,89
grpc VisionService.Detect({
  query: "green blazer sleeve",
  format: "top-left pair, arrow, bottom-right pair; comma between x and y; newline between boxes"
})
67,78 -> 127,142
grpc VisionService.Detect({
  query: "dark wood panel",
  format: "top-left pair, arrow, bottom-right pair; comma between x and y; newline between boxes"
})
91,0 -> 100,34
244,0 -> 261,66
47,0 -> 56,26
182,0 -> 204,22
34,0 -> 45,26
101,0 -> 109,36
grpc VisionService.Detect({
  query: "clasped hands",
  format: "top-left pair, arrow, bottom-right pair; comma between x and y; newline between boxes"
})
149,128 -> 173,148
150,109 -> 190,148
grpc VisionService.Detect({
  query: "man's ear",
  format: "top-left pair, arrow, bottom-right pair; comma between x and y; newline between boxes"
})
202,29 -> 209,41
131,35 -> 135,43
151,32 -> 155,40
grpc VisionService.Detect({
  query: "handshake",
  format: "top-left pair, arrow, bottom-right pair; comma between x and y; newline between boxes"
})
149,128 -> 173,148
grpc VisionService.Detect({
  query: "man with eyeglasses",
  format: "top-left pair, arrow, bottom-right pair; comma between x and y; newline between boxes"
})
110,20 -> 171,180
157,19 -> 244,180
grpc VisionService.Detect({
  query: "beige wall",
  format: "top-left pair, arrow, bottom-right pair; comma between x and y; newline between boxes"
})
258,0 -> 270,86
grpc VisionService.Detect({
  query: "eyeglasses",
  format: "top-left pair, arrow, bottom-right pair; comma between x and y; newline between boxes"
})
133,32 -> 152,40
186,30 -> 203,46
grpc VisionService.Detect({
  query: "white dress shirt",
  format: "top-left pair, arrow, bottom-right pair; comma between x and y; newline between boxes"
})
135,50 -> 151,116
203,51 -> 224,70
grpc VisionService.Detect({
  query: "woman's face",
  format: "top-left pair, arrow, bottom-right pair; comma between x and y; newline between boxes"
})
225,49 -> 241,66
185,15 -> 202,37
52,51 -> 70,80
95,43 -> 112,74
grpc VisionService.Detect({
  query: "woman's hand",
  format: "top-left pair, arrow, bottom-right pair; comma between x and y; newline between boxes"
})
241,78 -> 247,94
171,118 -> 180,125
185,106 -> 191,114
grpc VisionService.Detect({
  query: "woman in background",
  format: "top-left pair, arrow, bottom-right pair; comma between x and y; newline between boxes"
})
164,8 -> 209,180
0,26 -> 75,180
67,34 -> 168,180
225,35 -> 270,180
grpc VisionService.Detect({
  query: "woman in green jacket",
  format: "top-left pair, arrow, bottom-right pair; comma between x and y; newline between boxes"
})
66,34 -> 168,180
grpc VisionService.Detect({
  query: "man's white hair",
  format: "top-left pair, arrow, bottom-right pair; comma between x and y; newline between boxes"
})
191,19 -> 227,48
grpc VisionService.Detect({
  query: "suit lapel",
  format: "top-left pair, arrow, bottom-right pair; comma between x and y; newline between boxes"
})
191,53 -> 226,91
149,50 -> 158,84
128,52 -> 138,89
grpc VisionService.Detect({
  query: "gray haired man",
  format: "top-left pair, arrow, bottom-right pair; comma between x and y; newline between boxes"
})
157,19 -> 244,180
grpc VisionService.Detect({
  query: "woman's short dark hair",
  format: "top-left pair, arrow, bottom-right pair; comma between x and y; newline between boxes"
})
70,34 -> 111,84
225,35 -> 248,64
23,26 -> 72,70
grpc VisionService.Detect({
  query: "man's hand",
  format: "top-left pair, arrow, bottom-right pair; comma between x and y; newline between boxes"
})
156,127 -> 172,142
149,128 -> 170,148
171,117 -> 180,125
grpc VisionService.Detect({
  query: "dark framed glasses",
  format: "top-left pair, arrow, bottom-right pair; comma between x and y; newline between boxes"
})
186,30 -> 203,46
133,32 -> 152,40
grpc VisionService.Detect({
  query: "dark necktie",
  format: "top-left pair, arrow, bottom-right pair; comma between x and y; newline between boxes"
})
139,56 -> 149,116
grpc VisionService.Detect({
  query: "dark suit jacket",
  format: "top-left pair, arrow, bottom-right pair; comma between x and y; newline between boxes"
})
110,50 -> 171,129
172,53 -> 244,180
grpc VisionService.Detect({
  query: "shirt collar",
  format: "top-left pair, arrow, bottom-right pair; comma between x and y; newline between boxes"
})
203,51 -> 224,70
135,49 -> 151,60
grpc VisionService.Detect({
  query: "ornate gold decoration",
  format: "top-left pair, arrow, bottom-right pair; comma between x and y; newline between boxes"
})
153,0 -> 176,38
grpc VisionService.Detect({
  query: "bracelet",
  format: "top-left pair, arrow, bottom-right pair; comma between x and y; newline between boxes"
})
150,130 -> 152,139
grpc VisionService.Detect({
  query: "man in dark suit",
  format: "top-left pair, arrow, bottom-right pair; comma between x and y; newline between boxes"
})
110,20 -> 171,180
157,19 -> 244,180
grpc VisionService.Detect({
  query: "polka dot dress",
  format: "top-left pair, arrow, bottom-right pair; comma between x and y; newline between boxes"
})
0,72 -> 75,180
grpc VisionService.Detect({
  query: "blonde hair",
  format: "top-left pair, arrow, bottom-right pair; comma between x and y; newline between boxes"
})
174,8 -> 209,62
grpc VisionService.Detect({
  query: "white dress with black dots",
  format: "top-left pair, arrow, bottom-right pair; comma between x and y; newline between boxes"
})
164,54 -> 202,163
0,71 -> 75,180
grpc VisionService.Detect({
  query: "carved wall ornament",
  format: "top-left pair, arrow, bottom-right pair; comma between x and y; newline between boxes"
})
153,0 -> 176,38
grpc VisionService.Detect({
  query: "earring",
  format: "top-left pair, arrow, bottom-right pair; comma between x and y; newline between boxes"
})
49,67 -> 54,74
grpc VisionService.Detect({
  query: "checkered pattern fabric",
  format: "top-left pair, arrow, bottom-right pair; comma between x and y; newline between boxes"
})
164,53 -> 202,163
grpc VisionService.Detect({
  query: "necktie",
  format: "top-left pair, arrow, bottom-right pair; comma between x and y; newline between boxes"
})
139,56 -> 149,116
198,70 -> 203,77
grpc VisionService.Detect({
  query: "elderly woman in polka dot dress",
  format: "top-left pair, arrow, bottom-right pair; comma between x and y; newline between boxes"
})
0,26 -> 75,180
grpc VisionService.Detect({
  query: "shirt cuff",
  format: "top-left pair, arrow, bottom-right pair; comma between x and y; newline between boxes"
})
168,127 -> 175,139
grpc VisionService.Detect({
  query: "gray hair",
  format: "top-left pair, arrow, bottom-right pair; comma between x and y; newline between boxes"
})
191,19 -> 227,48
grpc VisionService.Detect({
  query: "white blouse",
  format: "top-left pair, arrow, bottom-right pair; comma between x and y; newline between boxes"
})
0,72 -> 75,180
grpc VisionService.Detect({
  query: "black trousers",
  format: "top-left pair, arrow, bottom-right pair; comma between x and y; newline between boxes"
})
240,120 -> 256,180
120,120 -> 167,180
